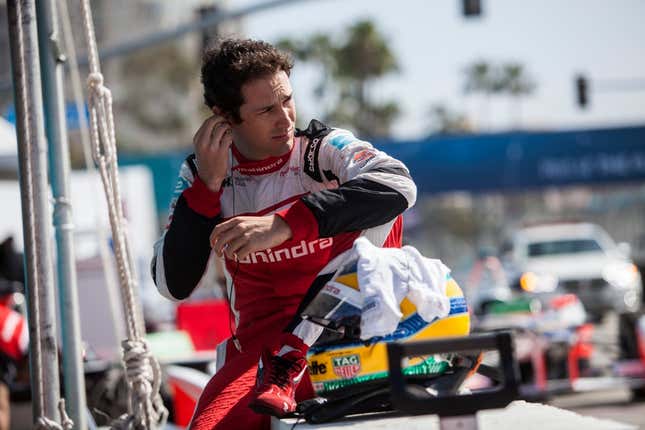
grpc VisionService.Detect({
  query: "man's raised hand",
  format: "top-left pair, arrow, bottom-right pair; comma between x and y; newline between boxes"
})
193,114 -> 233,193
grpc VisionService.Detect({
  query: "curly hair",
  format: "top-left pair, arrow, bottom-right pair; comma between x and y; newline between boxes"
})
201,38 -> 293,123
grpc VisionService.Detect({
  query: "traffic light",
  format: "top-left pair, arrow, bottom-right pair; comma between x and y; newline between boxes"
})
575,74 -> 588,109
462,0 -> 482,17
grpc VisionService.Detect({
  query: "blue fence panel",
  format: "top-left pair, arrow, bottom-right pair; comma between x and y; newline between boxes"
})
119,125 -> 645,215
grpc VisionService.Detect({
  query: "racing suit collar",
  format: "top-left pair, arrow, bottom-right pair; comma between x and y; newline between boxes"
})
295,119 -> 330,138
231,142 -> 295,176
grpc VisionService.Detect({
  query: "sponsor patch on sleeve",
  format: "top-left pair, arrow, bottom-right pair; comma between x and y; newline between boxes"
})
352,149 -> 376,166
328,133 -> 356,150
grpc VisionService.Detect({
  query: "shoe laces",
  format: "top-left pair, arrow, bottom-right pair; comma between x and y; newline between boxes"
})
268,355 -> 302,389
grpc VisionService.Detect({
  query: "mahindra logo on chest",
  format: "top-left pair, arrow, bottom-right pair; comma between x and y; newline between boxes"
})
237,238 -> 333,264
332,354 -> 361,379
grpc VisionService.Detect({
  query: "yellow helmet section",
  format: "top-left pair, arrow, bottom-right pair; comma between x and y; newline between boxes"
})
307,274 -> 470,396
334,272 -> 359,290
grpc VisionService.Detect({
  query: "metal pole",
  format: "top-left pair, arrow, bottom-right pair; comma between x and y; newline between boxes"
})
91,0 -> 317,61
0,0 -> 320,93
36,0 -> 87,428
6,0 -> 61,424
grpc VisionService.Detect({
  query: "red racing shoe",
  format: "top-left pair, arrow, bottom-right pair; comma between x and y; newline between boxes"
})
249,336 -> 308,417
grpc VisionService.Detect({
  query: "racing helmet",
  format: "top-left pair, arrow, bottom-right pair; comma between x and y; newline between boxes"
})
302,253 -> 470,397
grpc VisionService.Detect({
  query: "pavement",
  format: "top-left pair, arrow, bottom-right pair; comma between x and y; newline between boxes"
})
551,388 -> 645,429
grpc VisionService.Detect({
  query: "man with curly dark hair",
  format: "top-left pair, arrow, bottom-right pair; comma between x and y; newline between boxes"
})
200,39 -> 294,124
152,38 -> 417,429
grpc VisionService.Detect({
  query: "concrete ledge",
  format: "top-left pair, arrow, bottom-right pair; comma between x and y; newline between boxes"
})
272,400 -> 636,430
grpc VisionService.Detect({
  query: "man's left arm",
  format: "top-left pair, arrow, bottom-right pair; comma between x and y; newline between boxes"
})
279,125 -> 417,241
211,125 -> 416,259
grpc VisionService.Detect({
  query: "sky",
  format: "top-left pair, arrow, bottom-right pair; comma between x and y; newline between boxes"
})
213,0 -> 645,139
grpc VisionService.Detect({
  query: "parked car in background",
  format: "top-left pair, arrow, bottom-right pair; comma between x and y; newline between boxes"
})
501,222 -> 643,319
464,252 -> 513,315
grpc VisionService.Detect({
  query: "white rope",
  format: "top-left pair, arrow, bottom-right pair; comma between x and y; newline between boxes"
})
35,399 -> 74,430
86,72 -> 141,338
57,0 -> 126,341
78,1 -> 168,428
121,340 -> 167,430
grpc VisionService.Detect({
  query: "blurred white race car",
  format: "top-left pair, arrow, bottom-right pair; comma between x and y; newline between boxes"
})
501,222 -> 642,319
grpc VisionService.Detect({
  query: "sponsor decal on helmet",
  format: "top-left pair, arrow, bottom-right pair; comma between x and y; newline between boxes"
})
332,354 -> 361,379
308,360 -> 327,375
323,283 -> 341,296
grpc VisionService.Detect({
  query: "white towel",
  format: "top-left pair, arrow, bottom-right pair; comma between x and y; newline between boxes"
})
353,237 -> 451,340
404,246 -> 452,324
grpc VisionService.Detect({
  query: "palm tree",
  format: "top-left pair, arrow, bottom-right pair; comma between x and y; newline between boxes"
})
277,20 -> 400,138
427,103 -> 472,135
463,61 -> 493,94
463,60 -> 536,130
276,35 -> 336,114
463,61 -> 496,130
498,63 -> 535,128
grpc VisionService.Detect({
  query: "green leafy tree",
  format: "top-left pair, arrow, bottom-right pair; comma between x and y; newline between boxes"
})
116,41 -> 201,151
277,20 -> 400,138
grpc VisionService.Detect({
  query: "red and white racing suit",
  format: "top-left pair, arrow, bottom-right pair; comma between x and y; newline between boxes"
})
0,300 -> 28,365
152,119 -> 417,429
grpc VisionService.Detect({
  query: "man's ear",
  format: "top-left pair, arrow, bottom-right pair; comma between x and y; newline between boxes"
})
211,106 -> 234,124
